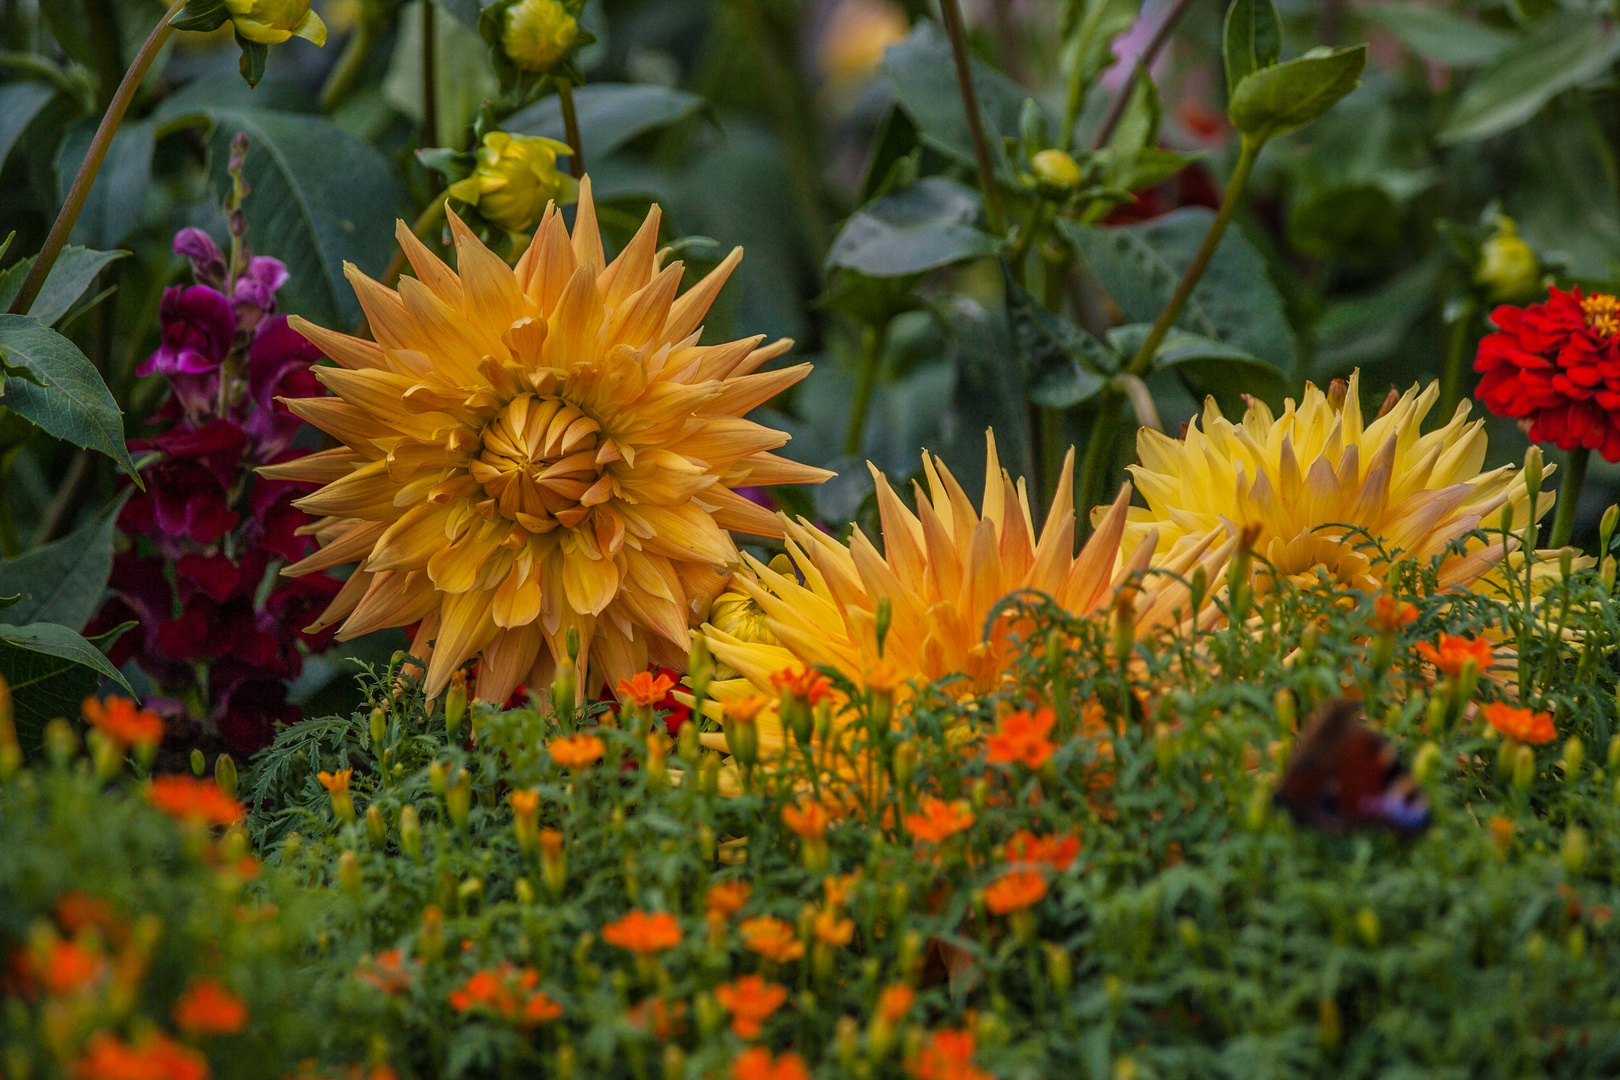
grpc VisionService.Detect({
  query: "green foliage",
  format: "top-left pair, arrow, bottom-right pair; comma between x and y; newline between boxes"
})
0,315 -> 138,479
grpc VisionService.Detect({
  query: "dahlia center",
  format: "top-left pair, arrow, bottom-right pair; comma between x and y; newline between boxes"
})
467,393 -> 613,532
1581,293 -> 1619,337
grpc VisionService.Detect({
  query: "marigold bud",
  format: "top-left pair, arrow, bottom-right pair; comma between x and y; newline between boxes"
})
369,705 -> 387,749
661,1044 -> 685,1080
1569,924 -> 1587,960
503,0 -> 580,72
1562,824 -> 1590,875
835,1016 -> 860,1069
1412,740 -> 1440,787
892,741 -> 916,791
698,823 -> 716,863
1044,942 -> 1072,992
1563,736 -> 1584,784
551,658 -> 577,712
646,732 -> 668,789
215,753 -> 238,799
399,805 -> 422,861
338,850 -> 362,894
224,0 -> 326,46
699,753 -> 721,797
447,132 -> 577,234
446,769 -> 472,830
1354,907 -> 1379,948
1318,997 -> 1342,1050
190,747 -> 206,777
1475,216 -> 1541,303
366,804 -> 387,848
1523,445 -> 1543,510
1273,687 -> 1295,734
1513,743 -> 1536,792
445,670 -> 467,743
1608,733 -> 1620,774
429,761 -> 448,796
888,881 -> 909,927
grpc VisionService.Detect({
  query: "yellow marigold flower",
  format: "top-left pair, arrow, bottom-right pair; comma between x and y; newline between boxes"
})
503,0 -> 580,72
317,768 -> 352,794
447,131 -> 578,234
813,909 -> 854,947
224,0 -> 326,45
268,178 -> 831,701
1121,371 -> 1551,595
548,733 -> 605,767
696,431 -> 1227,755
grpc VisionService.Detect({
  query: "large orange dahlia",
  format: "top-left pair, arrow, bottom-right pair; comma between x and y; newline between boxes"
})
263,178 -> 830,700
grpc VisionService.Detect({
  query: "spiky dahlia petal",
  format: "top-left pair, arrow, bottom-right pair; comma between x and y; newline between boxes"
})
275,177 -> 831,699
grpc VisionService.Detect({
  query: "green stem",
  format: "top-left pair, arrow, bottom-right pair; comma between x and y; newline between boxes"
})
420,0 -> 438,149
320,18 -> 380,114
556,77 -> 585,179
1124,136 -> 1261,377
7,0 -> 184,318
937,0 -> 1006,235
1550,446 -> 1589,549
1074,392 -> 1123,541
844,323 -> 885,458
1438,298 -> 1477,423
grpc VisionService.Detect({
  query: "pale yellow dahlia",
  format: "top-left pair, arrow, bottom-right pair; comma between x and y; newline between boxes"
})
698,431 -> 1233,756
1120,372 -> 1555,594
263,178 -> 831,700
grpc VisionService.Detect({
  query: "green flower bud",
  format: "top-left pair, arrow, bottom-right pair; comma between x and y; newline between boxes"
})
1602,504 -> 1619,553
430,761 -> 448,796
551,659 -> 577,714
1475,216 -> 1541,303
1569,924 -> 1588,961
1563,736 -> 1584,784
1562,824 -> 1590,875
447,132 -> 577,234
661,1044 -> 686,1080
399,805 -> 422,861
1273,687 -> 1296,734
225,0 -> 327,45
1318,997 -> 1342,1051
874,597 -> 893,656
1031,148 -> 1083,189
1044,942 -> 1072,993
447,768 -> 472,830
338,850 -> 362,894
835,1016 -> 860,1069
369,705 -> 387,749
1412,741 -> 1441,787
214,753 -> 238,799
1513,743 -> 1536,792
1355,907 -> 1379,948
503,0 -> 580,73
191,748 -> 206,777
366,804 -> 388,848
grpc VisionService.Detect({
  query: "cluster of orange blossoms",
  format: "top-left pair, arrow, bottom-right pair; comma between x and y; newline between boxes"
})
906,797 -> 974,843
985,708 -> 1057,769
74,1031 -> 210,1080
549,732 -> 606,767
447,963 -> 562,1026
602,910 -> 683,954
731,1046 -> 812,1080
83,695 -> 165,749
146,776 -> 244,827
1415,633 -> 1495,677
907,1030 -> 994,1080
715,974 -> 788,1038
1484,701 -> 1557,744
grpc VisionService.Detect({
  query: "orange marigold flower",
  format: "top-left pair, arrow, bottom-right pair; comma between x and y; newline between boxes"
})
714,974 -> 788,1039
864,658 -> 903,694
448,963 -> 553,1026
814,909 -> 854,947
74,1030 -> 210,1080
984,870 -> 1047,915
173,978 -> 248,1036
1483,701 -> 1557,745
706,881 -> 752,918
907,1029 -> 993,1080
781,800 -> 832,841
1004,830 -> 1079,872
1414,634 -> 1494,677
732,1047 -> 811,1080
823,873 -> 857,908
738,916 -> 804,962
618,670 -> 677,707
906,797 -> 975,843
539,828 -> 564,857
549,733 -> 606,768
54,892 -> 122,941
355,950 -> 415,995
317,769 -> 352,795
42,938 -> 103,996
520,990 -> 563,1026
1372,594 -> 1418,633
602,910 -> 683,954
510,788 -> 541,817
147,776 -> 243,826
771,665 -> 832,704
726,694 -> 770,723
627,996 -> 689,1040
985,707 -> 1057,769
81,696 -> 164,748
877,983 -> 914,1023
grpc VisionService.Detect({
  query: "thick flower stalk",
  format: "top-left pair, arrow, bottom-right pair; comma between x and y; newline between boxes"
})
269,178 -> 830,701
698,432 -> 1230,756
1120,372 -> 1552,595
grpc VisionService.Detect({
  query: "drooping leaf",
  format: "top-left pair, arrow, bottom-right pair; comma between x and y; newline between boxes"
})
0,247 -> 127,327
0,493 -> 129,631
0,620 -> 133,751
54,118 -> 156,250
881,21 -> 1035,179
1059,209 -> 1296,373
1357,4 -> 1516,67
1438,13 -> 1620,145
0,315 -> 138,479
826,178 -> 998,278
506,83 -> 709,160
1223,0 -> 1281,96
0,83 -> 56,168
1228,46 -> 1366,144
1006,268 -> 1113,409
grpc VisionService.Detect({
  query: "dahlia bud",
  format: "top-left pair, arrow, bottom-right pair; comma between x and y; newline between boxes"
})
1475,216 -> 1541,303
446,768 -> 472,830
419,904 -> 445,963
399,805 -> 422,861
446,131 -> 577,234
1031,148 -> 1084,189
224,0 -> 327,46
502,0 -> 581,72
540,828 -> 566,895
366,804 -> 387,848
190,747 -> 206,777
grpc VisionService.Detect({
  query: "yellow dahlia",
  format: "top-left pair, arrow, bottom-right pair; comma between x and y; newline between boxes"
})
1121,372 -> 1553,594
697,431 -> 1232,756
264,178 -> 831,700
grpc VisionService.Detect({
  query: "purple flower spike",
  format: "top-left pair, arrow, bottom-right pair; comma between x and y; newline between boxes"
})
173,228 -> 227,288
245,315 -> 324,456
138,285 -> 236,378
231,255 -> 289,331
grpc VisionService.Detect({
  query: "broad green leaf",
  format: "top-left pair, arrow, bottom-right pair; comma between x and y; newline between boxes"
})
1060,208 -> 1295,373
1007,268 -> 1114,409
0,493 -> 128,631
196,109 -> 408,328
507,83 -> 709,160
55,119 -> 156,250
1223,0 -> 1281,96
0,620 -> 132,751
1229,46 -> 1366,144
1438,13 -> 1620,145
826,178 -> 998,278
0,83 -> 55,167
1357,5 -> 1516,67
857,105 -> 922,205
0,247 -> 127,327
1110,324 -> 1289,411
0,315 -> 138,479
429,0 -> 482,28
882,22 -> 1036,179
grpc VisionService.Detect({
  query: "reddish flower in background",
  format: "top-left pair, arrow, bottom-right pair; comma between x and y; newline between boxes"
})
1475,287 -> 1620,460
138,284 -> 235,377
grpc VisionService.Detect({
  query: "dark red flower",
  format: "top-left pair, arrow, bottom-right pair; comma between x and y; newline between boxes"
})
265,573 -> 344,653
139,285 -> 235,378
246,316 -> 324,457
214,675 -> 301,754
1475,287 -> 1620,461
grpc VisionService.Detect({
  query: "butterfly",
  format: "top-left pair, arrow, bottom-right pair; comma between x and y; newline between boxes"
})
1274,700 -> 1430,834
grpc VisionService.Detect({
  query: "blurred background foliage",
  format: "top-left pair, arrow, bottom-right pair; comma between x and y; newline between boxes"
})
4,0 -> 1620,724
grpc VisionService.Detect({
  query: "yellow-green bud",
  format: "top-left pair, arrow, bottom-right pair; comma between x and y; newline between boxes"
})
214,753 -> 238,799
429,761 -> 448,796
447,768 -> 472,830
1513,743 -> 1536,792
874,596 -> 893,656
191,748 -> 206,777
677,718 -> 699,763
1031,148 -> 1083,189
503,0 -> 580,73
1608,733 -> 1620,773
551,659 -> 577,714
554,1044 -> 576,1080
1318,998 -> 1342,1051
893,741 -> 917,790
1177,917 -> 1199,949
1355,907 -> 1379,948
369,705 -> 387,748
1562,824 -> 1590,875
1273,687 -> 1295,734
399,805 -> 422,861
1412,740 -> 1441,787
366,804 -> 387,848
42,719 -> 76,767
420,904 -> 444,963
661,1043 -> 686,1080
338,850 -> 362,894
1563,736 -> 1584,784
1475,216 -> 1541,303
695,992 -> 724,1036
445,669 -> 467,743
446,132 -> 577,234
1523,445 -> 1543,510
698,823 -> 715,863
224,0 -> 327,45
835,1016 -> 860,1069
1044,942 -> 1072,993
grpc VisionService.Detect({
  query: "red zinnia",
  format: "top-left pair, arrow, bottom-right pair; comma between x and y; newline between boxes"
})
1474,287 -> 1620,460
